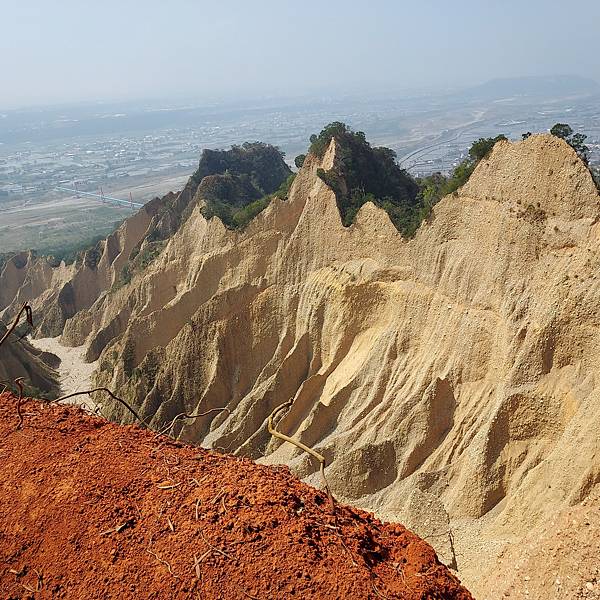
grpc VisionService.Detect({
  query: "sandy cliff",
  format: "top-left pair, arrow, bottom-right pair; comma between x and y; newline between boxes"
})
5,134 -> 600,595
0,322 -> 59,396
0,194 -> 169,337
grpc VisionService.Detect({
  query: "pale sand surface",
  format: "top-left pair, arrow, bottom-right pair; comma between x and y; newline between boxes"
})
31,337 -> 99,410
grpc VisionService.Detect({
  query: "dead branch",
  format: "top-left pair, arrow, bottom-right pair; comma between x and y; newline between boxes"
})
55,388 -> 151,428
154,407 -> 231,439
267,400 -> 335,509
0,303 -> 33,348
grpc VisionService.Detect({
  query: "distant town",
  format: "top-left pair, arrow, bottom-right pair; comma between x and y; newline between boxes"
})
1,79 -> 599,254
0,129 -> 199,204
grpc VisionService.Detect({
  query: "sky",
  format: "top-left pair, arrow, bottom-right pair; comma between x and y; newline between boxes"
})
2,0 -> 600,109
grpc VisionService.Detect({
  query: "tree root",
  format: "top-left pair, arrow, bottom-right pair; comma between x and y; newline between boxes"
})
267,400 -> 335,511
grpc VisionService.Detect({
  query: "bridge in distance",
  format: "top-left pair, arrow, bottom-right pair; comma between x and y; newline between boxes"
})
55,186 -> 143,209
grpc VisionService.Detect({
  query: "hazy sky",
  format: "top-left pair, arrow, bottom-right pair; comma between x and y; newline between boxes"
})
2,0 -> 599,109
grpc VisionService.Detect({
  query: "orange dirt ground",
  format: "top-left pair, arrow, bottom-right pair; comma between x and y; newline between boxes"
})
0,394 -> 472,599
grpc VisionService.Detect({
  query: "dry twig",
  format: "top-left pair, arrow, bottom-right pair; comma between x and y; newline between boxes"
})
157,482 -> 182,490
371,581 -> 390,600
193,553 -> 203,579
146,548 -> 179,578
21,569 -> 43,594
190,475 -> 208,487
211,490 -> 225,505
55,388 -> 151,427
99,519 -> 134,536
154,407 -> 231,438
238,589 -> 262,600
338,533 -> 357,566
192,549 -> 212,583
193,554 -> 201,579
15,377 -> 25,430
199,527 -> 232,559
391,563 -> 412,591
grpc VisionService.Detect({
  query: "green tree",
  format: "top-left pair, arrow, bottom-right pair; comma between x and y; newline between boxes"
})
197,143 -> 293,229
469,135 -> 508,161
591,166 -> 600,192
294,154 -> 306,169
550,123 -> 573,139
550,123 -> 589,163
522,132 -> 532,140
413,135 -> 509,219
309,122 -> 352,157
570,133 -> 590,163
310,122 -> 420,233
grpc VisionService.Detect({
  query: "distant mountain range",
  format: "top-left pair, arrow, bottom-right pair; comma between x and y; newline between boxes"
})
461,75 -> 600,100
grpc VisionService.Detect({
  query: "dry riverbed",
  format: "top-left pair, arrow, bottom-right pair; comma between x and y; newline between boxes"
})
31,336 -> 99,409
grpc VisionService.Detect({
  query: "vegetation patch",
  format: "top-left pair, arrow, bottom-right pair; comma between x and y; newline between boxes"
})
310,122 -> 421,234
197,142 -> 293,230
114,239 -> 165,289
414,135 -> 508,218
310,122 -> 508,236
203,173 -> 296,229
546,123 -> 600,192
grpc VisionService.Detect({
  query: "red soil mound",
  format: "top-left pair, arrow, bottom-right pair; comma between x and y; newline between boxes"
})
0,395 -> 472,599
